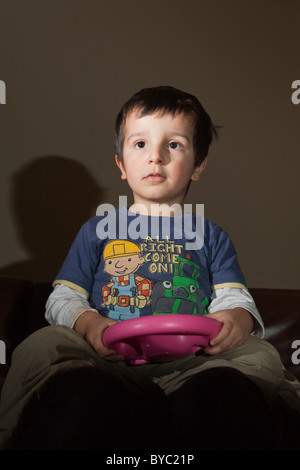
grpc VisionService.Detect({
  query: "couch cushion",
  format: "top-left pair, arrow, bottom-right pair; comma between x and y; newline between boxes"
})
0,275 -> 51,365
250,288 -> 300,380
0,276 -> 33,365
25,281 -> 52,338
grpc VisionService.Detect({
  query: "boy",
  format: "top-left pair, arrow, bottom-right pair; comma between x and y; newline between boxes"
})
0,86 -> 299,450
49,86 -> 262,358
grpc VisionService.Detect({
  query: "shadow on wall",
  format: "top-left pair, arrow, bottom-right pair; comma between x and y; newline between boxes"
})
0,156 -> 103,282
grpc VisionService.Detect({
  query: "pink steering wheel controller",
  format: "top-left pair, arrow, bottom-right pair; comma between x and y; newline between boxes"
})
103,314 -> 222,365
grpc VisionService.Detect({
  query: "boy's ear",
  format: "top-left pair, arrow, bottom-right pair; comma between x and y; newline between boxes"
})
191,158 -> 207,182
115,155 -> 127,180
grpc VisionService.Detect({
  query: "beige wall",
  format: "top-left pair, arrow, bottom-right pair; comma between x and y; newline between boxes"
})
0,0 -> 299,288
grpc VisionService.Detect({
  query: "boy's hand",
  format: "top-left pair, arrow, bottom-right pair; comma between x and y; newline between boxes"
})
204,308 -> 254,355
74,310 -> 124,361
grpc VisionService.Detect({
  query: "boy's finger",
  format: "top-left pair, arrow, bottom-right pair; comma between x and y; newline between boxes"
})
204,334 -> 235,355
94,343 -> 124,361
209,322 -> 232,346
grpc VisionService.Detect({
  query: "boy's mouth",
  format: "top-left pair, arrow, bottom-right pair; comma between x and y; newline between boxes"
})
144,172 -> 166,182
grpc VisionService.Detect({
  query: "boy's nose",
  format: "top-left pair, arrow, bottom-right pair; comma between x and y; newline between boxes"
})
148,146 -> 166,164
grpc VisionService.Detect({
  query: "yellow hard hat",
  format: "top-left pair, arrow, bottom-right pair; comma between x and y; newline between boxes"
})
103,240 -> 141,261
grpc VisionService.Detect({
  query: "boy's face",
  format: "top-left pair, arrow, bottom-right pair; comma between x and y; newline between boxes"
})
116,110 -> 206,211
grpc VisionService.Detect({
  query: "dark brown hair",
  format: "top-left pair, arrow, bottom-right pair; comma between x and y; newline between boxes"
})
114,85 -> 218,166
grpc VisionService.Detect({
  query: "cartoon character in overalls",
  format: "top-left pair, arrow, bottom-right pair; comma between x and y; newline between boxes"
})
102,240 -> 152,321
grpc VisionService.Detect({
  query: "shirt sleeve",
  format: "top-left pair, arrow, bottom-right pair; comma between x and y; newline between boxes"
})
53,218 -> 101,296
45,283 -> 99,327
208,286 -> 265,338
208,225 -> 247,289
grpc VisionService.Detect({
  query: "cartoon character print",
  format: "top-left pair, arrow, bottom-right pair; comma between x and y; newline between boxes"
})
102,240 -> 152,321
151,254 -> 209,316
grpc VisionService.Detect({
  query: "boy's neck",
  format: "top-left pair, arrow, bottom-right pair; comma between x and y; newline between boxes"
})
129,201 -> 184,217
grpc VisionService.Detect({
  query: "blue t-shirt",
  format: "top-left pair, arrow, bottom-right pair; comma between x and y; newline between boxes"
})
54,209 -> 246,322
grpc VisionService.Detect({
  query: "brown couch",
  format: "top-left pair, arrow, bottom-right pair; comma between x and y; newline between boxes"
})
1,274 -> 299,389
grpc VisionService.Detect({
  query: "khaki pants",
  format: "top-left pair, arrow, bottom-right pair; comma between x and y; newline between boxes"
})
1,325 -> 300,448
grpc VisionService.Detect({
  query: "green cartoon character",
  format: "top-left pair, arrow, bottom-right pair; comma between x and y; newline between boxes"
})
151,254 -> 209,316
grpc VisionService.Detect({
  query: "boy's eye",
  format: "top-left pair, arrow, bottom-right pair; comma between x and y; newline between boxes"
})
168,141 -> 181,149
135,141 -> 147,149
